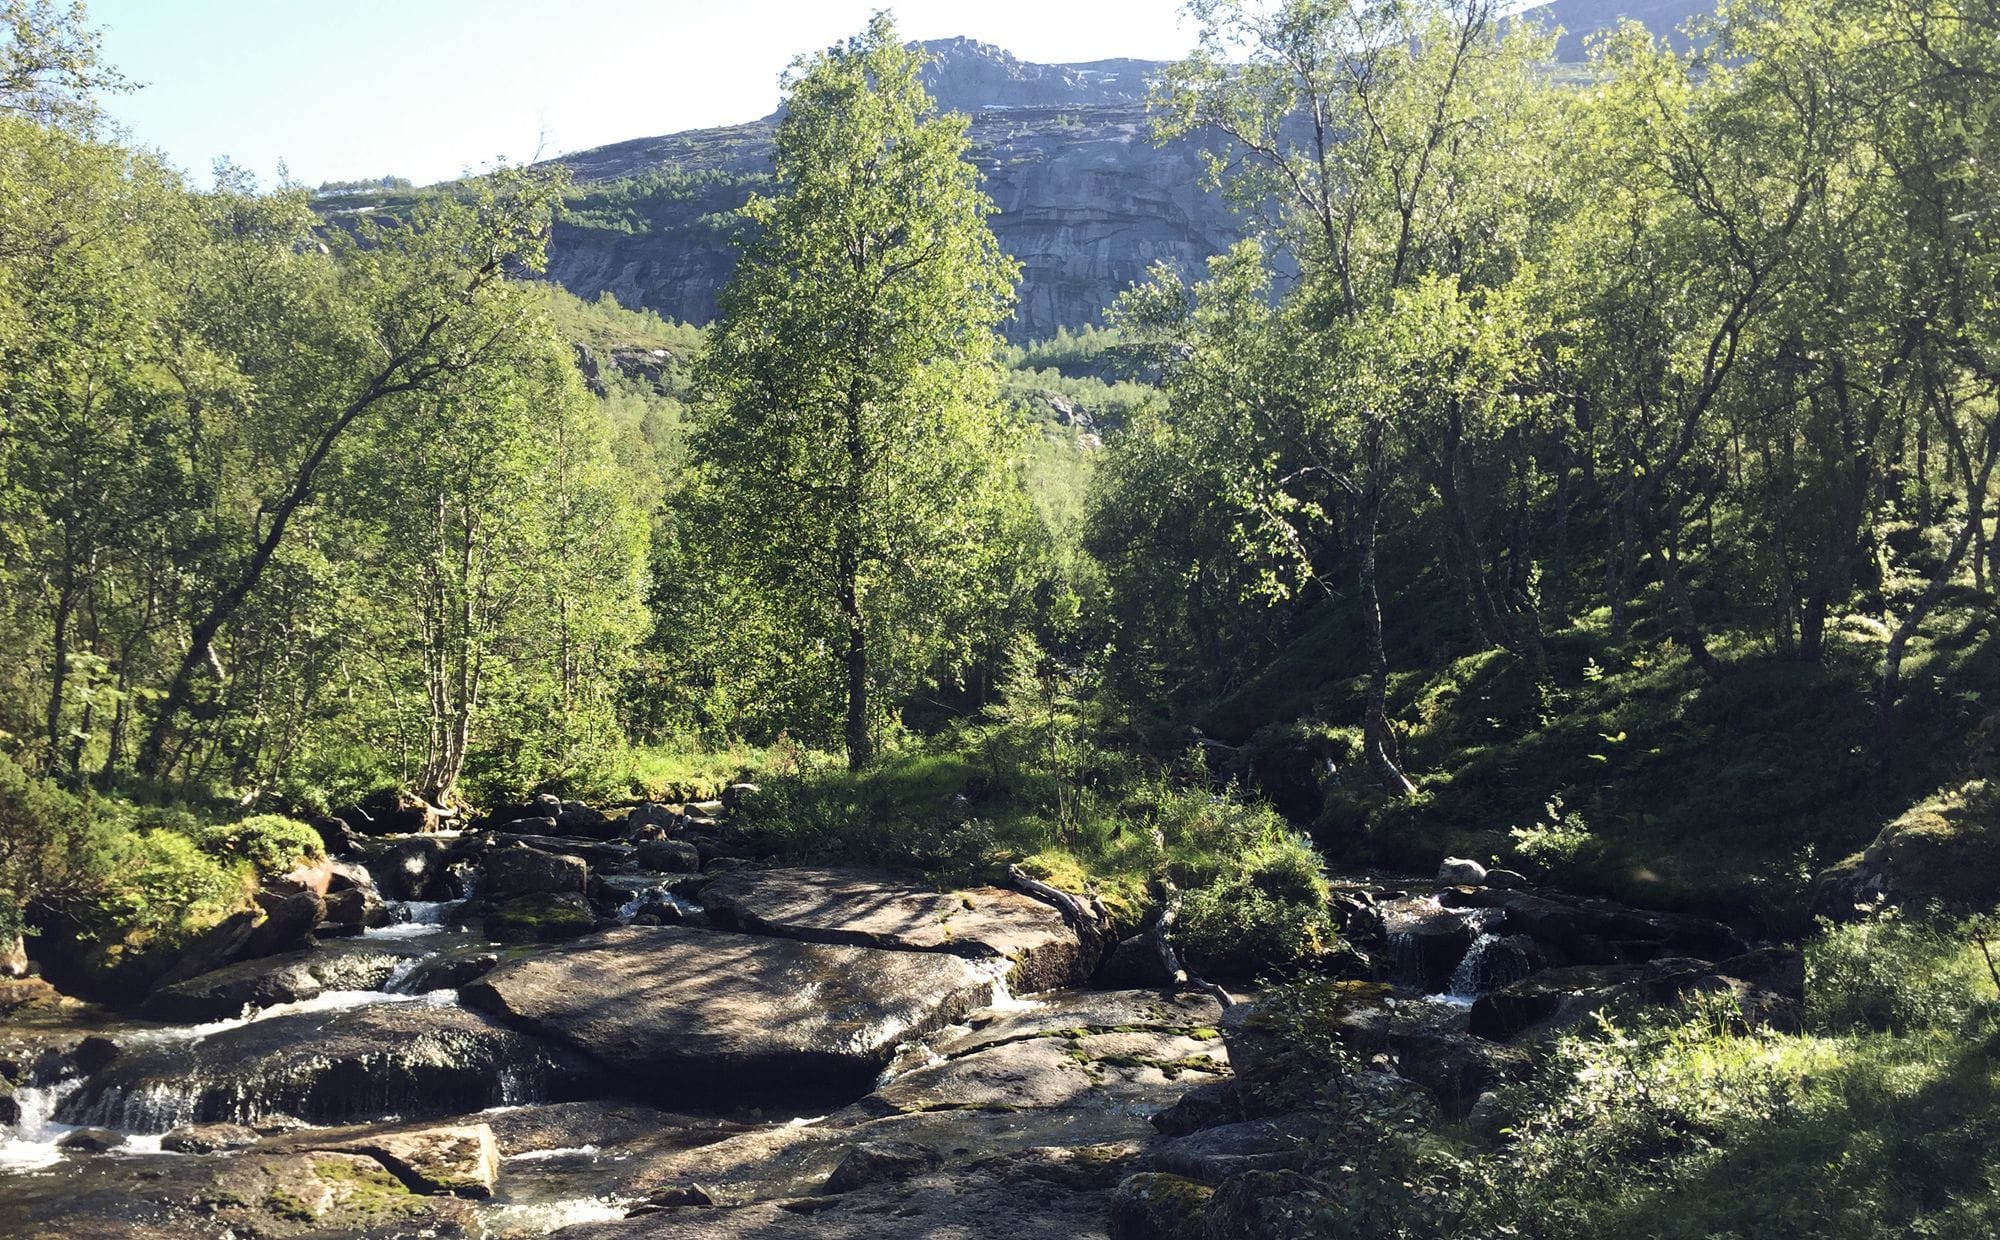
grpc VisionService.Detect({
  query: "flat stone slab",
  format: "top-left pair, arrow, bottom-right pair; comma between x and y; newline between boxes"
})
461,926 -> 997,1107
549,1151 -> 1124,1239
937,990 -> 1226,1059
698,868 -> 1084,991
868,1030 -> 1229,1115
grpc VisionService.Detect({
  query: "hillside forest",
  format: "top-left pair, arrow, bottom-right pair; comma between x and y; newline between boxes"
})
4,0 -> 2000,1236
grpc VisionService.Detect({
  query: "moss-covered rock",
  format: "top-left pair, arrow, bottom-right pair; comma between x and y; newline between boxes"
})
1109,1171 -> 1211,1240
485,891 -> 597,942
1814,781 -> 2000,920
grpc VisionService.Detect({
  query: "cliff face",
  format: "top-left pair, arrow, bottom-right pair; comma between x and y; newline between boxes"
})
542,8 -> 1707,341
543,40 -> 1234,341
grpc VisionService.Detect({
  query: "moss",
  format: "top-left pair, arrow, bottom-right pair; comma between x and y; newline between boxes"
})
485,893 -> 597,943
311,1154 -> 424,1221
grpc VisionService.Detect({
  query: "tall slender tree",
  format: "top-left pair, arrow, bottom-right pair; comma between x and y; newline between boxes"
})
692,14 -> 1020,769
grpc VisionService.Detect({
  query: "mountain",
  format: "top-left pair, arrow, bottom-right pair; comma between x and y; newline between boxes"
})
544,38 -> 1228,342
541,8 -> 1713,343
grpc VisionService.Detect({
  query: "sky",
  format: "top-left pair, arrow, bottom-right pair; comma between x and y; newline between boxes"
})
86,0 -> 1197,189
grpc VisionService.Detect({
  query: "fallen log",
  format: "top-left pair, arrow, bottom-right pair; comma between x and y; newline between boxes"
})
1007,864 -> 1110,971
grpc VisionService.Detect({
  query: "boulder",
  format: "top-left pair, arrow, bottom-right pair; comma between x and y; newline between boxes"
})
557,801 -> 619,839
266,858 -> 337,899
143,942 -> 420,1021
487,892 -> 597,943
636,839 -> 703,873
150,910 -> 258,990
1111,1172 -> 1212,1240
1144,1115 -> 1323,1182
64,1000 -> 595,1129
199,1149 -> 480,1235
403,948 -> 502,994
1151,1080 -> 1244,1137
321,885 -> 390,935
244,888 -> 324,958
1201,1169 -> 1336,1238
1438,857 -> 1487,885
1379,898 -> 1477,992
1098,934 -> 1174,987
721,782 -> 761,809
56,1126 -> 126,1153
698,866 -> 1086,991
1813,782 -> 2000,919
1483,868 -> 1530,889
379,836 -> 456,902
627,802 -> 681,832
461,925 -> 994,1107
822,1139 -> 944,1193
482,845 -> 589,897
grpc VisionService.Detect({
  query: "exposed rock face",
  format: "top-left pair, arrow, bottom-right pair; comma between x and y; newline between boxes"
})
698,866 -> 1085,990
461,926 -> 997,1106
540,39 -> 1232,343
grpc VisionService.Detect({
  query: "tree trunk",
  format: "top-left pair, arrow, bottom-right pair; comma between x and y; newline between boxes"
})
842,581 -> 872,772
1358,420 -> 1415,797
1883,442 -> 1999,715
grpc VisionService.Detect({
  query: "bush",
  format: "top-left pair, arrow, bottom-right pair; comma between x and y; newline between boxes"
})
0,754 -> 95,942
1177,830 -> 1338,976
1806,909 -> 1994,1035
195,814 -> 325,875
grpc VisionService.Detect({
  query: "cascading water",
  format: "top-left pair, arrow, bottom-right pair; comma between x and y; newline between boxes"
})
0,1080 -> 84,1171
1447,932 -> 1537,1000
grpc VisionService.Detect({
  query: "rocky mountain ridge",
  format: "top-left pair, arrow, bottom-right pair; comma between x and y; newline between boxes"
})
542,3 -> 1711,341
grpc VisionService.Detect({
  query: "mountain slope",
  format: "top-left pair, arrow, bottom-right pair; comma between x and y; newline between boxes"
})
541,7 -> 1715,341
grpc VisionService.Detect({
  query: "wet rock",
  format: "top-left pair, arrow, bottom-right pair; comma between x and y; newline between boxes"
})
245,889 -> 324,958
822,1140 -> 943,1193
698,866 -> 1085,990
199,1149 -> 479,1236
461,925 -> 994,1107
636,839 -> 702,873
322,885 -> 390,935
632,1181 -> 716,1211
1483,868 -> 1530,889
1110,1172 -> 1211,1240
1201,1168 -> 1335,1238
380,836 -> 455,901
483,844 -> 589,897
161,1122 -> 261,1153
721,783 -> 761,809
315,1122 -> 501,1197
1438,857 -> 1487,885
1151,1080 -> 1243,1137
56,1126 -> 126,1152
558,802 -> 622,840
327,859 -> 377,892
1381,899 -> 1475,991
628,802 -> 681,832
65,1000 -> 595,1129
1446,886 -> 1745,964
143,942 -> 419,1021
404,948 -> 502,993
488,891 -> 597,942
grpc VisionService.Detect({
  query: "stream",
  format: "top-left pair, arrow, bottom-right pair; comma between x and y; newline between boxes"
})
0,820 -> 1787,1238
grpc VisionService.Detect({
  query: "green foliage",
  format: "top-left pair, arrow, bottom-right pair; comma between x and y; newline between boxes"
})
1176,827 -> 1336,975
1806,910 -> 1995,1036
193,814 -> 323,876
683,15 -> 1028,766
0,750 -> 93,939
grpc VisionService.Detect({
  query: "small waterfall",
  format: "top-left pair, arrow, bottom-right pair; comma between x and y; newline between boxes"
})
0,1079 -> 84,1171
366,899 -> 461,939
1447,933 -> 1537,1000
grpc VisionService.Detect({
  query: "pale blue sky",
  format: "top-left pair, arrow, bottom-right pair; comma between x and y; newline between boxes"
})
87,1 -> 1195,188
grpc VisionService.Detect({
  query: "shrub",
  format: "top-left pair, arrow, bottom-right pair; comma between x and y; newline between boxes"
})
1806,909 -> 1994,1035
1176,824 -> 1337,976
0,754 -> 95,942
195,814 -> 325,875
